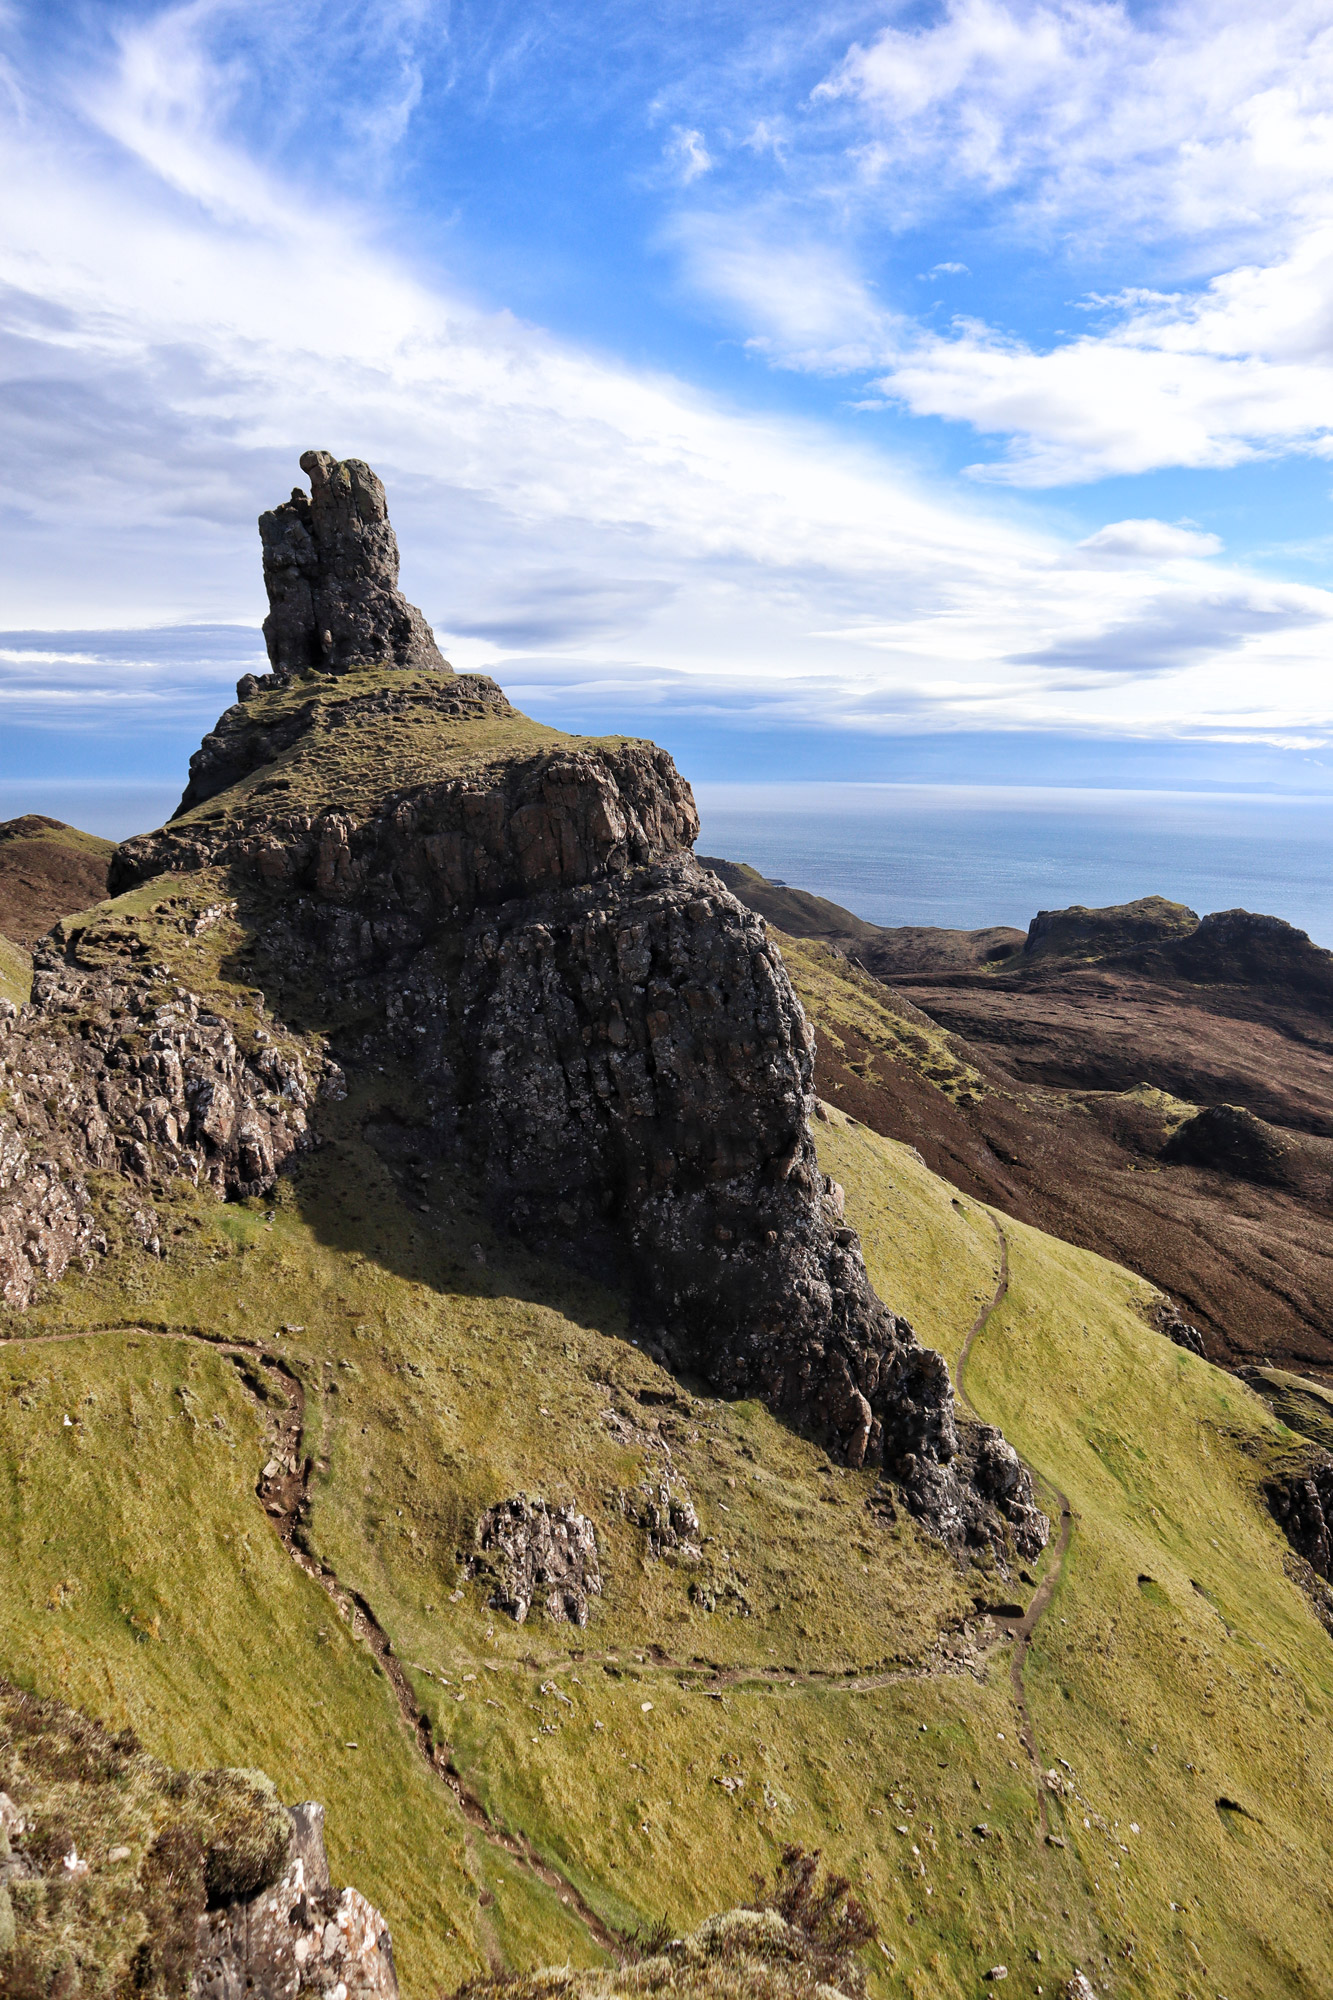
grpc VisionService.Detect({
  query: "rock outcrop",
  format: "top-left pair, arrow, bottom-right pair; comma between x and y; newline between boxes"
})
0,1678 -> 392,2000
260,450 -> 447,680
469,1496 -> 603,1625
0,927 -> 328,1308
194,1802 -> 398,2000
9,452 -> 1046,1561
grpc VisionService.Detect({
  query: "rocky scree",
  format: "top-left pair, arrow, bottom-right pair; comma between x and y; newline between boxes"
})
0,914 -> 332,1308
103,452 -> 1046,1558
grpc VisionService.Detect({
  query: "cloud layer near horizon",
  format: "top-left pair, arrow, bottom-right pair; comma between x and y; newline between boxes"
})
2,0 -> 1332,761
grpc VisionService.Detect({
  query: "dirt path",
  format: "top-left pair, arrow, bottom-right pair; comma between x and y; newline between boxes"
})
0,1320 -> 621,1958
953,1222 -> 1075,1834
4,1267 -> 1069,1918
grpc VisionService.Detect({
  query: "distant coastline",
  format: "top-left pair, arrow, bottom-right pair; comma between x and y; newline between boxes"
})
695,780 -> 1333,946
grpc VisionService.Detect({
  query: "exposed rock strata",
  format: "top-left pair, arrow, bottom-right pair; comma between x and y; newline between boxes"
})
260,449 -> 446,680
27,454 -> 1046,1558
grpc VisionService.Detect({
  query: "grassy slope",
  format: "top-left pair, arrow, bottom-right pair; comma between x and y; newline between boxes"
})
0,934 -> 31,1007
819,1105 -> 1333,1999
1,704 -> 1331,1996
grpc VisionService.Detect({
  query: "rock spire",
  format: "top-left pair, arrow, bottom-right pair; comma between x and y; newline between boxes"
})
259,449 -> 449,677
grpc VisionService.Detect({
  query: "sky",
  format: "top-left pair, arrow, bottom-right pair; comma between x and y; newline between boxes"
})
6,0 -> 1333,806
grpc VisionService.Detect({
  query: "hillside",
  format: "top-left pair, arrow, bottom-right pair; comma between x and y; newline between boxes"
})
3,454 -> 1333,2000
709,864 -> 1333,1380
0,815 -> 114,949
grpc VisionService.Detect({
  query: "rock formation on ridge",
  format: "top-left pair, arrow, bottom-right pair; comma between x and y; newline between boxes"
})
2,451 -> 1046,1562
259,449 -> 448,680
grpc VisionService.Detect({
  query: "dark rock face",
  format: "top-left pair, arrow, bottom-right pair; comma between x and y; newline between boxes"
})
1161,1103 -> 1293,1187
259,449 -> 447,680
115,736 -> 1044,1553
1265,1454 -> 1333,1632
469,1496 -> 602,1625
58,457 -> 1049,1558
1151,1298 -> 1207,1357
1268,1460 -> 1333,1577
193,1802 -> 398,2000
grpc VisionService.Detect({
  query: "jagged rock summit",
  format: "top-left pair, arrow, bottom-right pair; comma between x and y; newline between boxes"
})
259,449 -> 448,679
4,453 -> 1045,1563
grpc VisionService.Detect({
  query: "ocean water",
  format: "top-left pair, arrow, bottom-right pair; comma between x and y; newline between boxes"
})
693,784 -> 1333,948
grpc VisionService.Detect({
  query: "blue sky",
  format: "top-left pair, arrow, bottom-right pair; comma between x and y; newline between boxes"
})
6,0 -> 1333,809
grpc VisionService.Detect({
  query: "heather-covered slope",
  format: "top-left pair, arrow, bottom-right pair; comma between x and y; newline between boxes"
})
0,816 -> 113,950
713,860 -> 1333,1376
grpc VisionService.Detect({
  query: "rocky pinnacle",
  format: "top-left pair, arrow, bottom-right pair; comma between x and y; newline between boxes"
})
259,449 -> 449,677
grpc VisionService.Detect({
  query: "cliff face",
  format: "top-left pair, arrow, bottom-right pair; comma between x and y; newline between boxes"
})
2,454 -> 1044,1561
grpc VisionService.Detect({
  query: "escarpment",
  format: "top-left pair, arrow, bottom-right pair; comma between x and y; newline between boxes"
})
3,452 -> 1044,1561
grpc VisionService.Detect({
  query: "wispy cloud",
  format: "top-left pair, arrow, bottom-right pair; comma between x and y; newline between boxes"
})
0,0 -> 1330,756
665,125 -> 712,183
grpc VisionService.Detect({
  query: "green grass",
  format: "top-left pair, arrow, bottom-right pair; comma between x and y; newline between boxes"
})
163,666 -> 649,833
821,1111 -> 1333,2000
0,934 -> 31,1007
773,931 -> 990,1107
1243,1368 -> 1333,1453
3,812 -> 1333,1996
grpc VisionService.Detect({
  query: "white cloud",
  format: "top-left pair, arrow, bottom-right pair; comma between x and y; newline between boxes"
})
1076,520 -> 1223,563
666,125 -> 713,183
0,0 -> 1329,750
816,0 -> 1333,252
868,229 -> 1333,482
651,0 -> 1333,484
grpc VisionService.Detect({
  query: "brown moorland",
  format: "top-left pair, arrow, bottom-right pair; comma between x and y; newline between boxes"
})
704,860 -> 1333,1380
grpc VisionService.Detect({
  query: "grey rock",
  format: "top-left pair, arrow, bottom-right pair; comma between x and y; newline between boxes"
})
0,944 -> 330,1308
90,456 -> 1047,1559
1152,1297 -> 1206,1356
260,450 -> 447,680
192,1801 -> 397,2000
1266,1451 -> 1333,1615
469,1495 -> 602,1625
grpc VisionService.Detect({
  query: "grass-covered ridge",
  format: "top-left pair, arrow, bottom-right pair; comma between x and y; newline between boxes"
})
169,666 -> 648,831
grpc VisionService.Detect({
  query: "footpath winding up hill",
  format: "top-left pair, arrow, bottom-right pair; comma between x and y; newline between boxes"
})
2,457 -> 1332,2000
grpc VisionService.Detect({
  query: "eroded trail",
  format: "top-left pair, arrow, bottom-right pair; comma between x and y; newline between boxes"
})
0,1320 -> 621,1959
953,1221 -> 1075,1834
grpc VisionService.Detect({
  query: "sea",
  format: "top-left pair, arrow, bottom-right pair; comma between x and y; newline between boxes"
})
693,784 -> 1333,948
4,777 -> 1331,950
